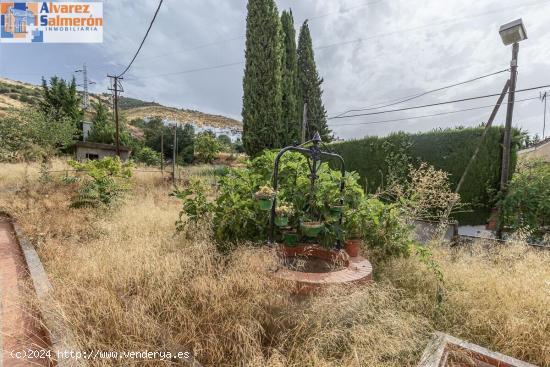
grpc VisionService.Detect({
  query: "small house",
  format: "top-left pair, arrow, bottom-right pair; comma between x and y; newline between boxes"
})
75,142 -> 131,161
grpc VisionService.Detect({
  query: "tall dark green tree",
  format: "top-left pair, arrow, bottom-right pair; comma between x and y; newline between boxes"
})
297,21 -> 331,142
88,99 -> 131,145
242,0 -> 284,156
39,76 -> 83,130
280,9 -> 301,146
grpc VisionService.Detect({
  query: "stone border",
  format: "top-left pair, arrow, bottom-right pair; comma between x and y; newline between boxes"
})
418,332 -> 537,367
1,212 -> 85,367
273,244 -> 373,293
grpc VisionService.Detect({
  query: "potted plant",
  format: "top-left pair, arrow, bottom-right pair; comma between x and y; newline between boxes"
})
329,201 -> 345,217
275,204 -> 294,227
282,228 -> 299,246
301,216 -> 324,238
254,185 -> 275,210
343,208 -> 363,257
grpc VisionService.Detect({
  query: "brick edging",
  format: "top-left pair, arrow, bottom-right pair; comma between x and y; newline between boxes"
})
1,212 -> 86,367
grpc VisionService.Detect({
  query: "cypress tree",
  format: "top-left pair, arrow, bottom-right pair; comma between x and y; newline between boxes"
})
242,0 -> 284,156
297,20 -> 332,142
280,9 -> 300,146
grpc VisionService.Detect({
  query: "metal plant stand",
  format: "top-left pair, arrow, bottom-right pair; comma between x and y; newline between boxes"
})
269,132 -> 347,248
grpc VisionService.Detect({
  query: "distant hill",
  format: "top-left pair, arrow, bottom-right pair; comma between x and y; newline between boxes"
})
0,77 -> 242,132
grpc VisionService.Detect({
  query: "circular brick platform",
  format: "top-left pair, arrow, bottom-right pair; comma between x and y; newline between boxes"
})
273,244 -> 373,293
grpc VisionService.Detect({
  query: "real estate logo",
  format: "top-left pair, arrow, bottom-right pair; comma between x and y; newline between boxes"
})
0,2 -> 103,43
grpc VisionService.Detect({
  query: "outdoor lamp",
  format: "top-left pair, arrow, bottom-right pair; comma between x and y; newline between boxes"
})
499,18 -> 528,46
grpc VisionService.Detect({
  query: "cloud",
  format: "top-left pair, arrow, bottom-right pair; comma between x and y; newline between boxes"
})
1,0 -> 549,139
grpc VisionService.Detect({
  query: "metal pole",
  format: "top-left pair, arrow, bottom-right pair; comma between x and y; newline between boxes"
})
301,103 -> 307,143
500,42 -> 519,192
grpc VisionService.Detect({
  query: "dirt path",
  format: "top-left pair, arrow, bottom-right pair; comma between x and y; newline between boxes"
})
0,218 -> 52,366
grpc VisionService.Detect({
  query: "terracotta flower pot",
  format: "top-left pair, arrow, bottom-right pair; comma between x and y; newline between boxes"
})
344,239 -> 361,257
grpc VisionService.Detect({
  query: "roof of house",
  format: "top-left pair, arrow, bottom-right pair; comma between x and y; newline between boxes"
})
75,141 -> 132,152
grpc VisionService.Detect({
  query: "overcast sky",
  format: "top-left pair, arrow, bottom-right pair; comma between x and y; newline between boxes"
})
1,0 -> 550,140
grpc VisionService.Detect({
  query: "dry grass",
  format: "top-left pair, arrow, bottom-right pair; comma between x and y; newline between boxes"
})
1,160 -> 549,367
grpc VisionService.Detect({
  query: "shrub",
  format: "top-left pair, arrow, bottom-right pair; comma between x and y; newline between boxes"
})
501,160 -> 550,237
68,157 -> 134,208
134,147 -> 161,167
195,131 -> 221,163
332,127 -> 521,219
172,178 -> 214,233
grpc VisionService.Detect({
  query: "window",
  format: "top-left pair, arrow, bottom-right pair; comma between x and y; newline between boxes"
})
85,153 -> 99,160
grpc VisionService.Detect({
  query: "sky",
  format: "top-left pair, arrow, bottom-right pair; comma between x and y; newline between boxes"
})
1,0 -> 550,140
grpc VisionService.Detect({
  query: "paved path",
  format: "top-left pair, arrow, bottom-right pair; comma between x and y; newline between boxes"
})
0,218 -> 52,366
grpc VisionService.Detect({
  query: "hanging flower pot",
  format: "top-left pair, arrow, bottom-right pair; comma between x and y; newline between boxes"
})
344,239 -> 361,257
258,198 -> 273,210
301,221 -> 324,237
275,204 -> 294,226
282,230 -> 299,246
255,186 -> 275,211
275,216 -> 289,227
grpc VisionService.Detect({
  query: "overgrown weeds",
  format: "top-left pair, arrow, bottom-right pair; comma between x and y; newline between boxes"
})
1,161 -> 548,366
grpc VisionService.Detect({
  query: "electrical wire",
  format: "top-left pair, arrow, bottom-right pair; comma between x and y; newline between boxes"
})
328,96 -> 539,127
117,0 -> 164,78
328,84 -> 550,120
331,69 -> 509,118
123,61 -> 243,81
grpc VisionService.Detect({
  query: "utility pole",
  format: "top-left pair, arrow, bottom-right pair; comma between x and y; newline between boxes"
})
107,75 -> 123,157
500,42 -> 519,192
541,91 -> 548,140
172,124 -> 177,182
160,131 -> 164,174
301,103 -> 308,143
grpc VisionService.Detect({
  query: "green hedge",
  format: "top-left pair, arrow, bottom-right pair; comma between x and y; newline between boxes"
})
331,127 -> 520,223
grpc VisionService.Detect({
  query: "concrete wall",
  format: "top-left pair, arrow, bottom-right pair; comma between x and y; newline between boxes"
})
76,147 -> 130,161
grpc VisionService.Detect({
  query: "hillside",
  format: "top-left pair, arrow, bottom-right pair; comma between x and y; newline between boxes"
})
0,77 -> 242,131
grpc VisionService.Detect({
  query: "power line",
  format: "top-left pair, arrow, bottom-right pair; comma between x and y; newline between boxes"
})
123,61 -> 243,81
117,0 -> 164,77
331,69 -> 509,118
328,84 -> 550,120
328,96 -> 539,127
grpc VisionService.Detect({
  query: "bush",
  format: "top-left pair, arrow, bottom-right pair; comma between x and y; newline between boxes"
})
134,147 -> 161,167
195,131 -> 221,163
332,127 -> 521,220
68,157 -> 134,208
501,160 -> 550,237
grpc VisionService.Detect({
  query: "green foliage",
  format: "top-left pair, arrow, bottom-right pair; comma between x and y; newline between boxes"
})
142,118 -> 195,164
242,0 -> 284,156
0,107 -> 78,161
280,9 -> 301,146
88,99 -> 132,146
172,179 -> 214,232
117,96 -> 160,110
297,21 -> 331,142
332,127 -> 520,220
359,198 -> 413,262
195,131 -> 221,163
501,160 -> 550,237
68,157 -> 133,208
39,76 -> 83,130
134,146 -> 161,166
